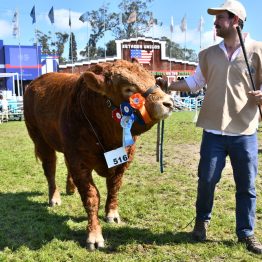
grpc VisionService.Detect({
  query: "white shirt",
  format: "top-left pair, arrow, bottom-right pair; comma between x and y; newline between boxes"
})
0,98 -> 8,111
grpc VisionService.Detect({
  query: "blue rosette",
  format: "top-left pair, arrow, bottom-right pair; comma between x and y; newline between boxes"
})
120,102 -> 133,116
120,115 -> 135,146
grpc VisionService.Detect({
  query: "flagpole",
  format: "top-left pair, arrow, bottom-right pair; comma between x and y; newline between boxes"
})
200,28 -> 202,50
103,4 -> 106,59
170,16 -> 173,74
184,17 -> 187,71
87,23 -> 90,61
69,9 -> 73,73
152,19 -> 155,73
35,27 -> 40,77
17,9 -> 23,96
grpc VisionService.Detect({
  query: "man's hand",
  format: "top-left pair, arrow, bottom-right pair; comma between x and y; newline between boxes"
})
248,90 -> 262,105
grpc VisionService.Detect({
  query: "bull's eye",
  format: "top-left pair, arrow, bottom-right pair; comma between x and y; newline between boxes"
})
122,86 -> 136,99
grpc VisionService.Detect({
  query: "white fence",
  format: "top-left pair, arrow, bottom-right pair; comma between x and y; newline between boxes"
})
172,95 -> 204,111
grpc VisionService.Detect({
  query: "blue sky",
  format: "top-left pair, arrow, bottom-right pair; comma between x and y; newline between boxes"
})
0,0 -> 261,59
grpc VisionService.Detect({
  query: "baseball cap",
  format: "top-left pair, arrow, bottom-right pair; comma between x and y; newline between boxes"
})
207,0 -> 246,21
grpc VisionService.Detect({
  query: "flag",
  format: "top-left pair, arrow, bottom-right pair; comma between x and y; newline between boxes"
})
79,11 -> 88,23
69,9 -> 71,27
12,11 -> 19,37
127,11 -> 136,23
180,15 -> 187,32
30,6 -> 36,24
198,16 -> 204,32
48,6 -> 54,24
130,49 -> 153,64
170,16 -> 174,33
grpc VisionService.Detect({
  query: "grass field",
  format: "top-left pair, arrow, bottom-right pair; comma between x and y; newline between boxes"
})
0,112 -> 262,261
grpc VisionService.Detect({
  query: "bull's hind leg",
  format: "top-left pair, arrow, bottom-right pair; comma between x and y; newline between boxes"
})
64,158 -> 77,195
35,141 -> 61,206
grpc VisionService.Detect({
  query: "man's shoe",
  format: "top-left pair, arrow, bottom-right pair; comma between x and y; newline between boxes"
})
192,220 -> 209,242
239,235 -> 262,254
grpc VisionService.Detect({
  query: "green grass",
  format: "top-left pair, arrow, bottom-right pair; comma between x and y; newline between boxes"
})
0,112 -> 261,261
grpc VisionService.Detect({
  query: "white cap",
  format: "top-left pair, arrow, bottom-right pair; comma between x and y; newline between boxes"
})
207,0 -> 246,21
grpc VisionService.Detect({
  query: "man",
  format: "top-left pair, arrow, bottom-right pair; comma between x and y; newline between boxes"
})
0,94 -> 8,122
168,0 -> 262,254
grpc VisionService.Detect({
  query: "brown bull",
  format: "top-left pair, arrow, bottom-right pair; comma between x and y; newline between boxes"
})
23,59 -> 173,250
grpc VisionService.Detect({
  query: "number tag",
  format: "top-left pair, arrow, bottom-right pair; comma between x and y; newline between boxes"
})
104,147 -> 129,168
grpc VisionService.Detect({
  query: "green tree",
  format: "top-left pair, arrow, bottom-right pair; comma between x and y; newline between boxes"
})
36,30 -> 51,55
113,0 -> 161,39
36,30 -> 69,63
69,32 -> 78,62
52,32 -> 69,63
106,40 -> 116,56
79,45 -> 97,59
80,0 -> 160,59
161,37 -> 198,62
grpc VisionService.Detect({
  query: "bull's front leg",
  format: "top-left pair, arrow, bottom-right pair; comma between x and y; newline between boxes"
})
69,166 -> 104,250
105,172 -> 124,224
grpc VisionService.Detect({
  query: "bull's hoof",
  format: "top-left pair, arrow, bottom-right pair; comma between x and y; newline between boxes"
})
49,189 -> 62,206
49,198 -> 62,206
86,241 -> 105,251
106,209 -> 121,224
66,188 -> 76,195
106,216 -> 121,224
86,232 -> 105,251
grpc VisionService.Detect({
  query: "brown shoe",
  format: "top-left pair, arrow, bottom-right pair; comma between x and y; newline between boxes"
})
239,235 -> 262,254
192,220 -> 209,241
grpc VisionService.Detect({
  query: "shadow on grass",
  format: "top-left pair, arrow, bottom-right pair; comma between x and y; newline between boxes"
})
0,191 -> 237,252
0,191 -> 85,251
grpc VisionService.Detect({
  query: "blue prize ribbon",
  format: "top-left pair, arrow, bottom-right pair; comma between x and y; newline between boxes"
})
120,102 -> 133,116
120,115 -> 135,146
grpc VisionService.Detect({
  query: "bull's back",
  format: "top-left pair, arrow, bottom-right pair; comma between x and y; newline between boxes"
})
24,72 -> 79,151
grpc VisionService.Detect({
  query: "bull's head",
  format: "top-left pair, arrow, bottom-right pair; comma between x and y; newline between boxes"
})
79,60 -> 174,124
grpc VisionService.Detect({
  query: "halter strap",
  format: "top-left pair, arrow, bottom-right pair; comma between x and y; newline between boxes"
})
142,85 -> 159,98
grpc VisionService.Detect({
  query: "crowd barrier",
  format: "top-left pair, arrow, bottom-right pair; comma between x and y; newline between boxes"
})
172,95 -> 204,111
0,99 -> 24,123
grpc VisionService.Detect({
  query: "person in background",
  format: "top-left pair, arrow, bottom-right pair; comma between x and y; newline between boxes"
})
0,94 -> 9,122
167,0 -> 262,254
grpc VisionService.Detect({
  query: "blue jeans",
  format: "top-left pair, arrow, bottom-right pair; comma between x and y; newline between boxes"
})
196,131 -> 258,239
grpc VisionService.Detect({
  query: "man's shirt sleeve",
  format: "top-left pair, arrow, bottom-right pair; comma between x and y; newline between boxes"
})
185,65 -> 206,93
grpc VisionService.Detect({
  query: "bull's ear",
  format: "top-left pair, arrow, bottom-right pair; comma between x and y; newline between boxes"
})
80,71 -> 106,94
131,57 -> 139,64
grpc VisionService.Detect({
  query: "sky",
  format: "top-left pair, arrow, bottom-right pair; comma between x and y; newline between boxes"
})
0,0 -> 261,59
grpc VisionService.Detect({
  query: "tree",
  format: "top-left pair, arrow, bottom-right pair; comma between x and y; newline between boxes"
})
80,0 -> 161,59
79,45 -> 97,59
106,40 -> 116,56
112,0 -> 161,39
85,3 -> 114,50
161,37 -> 198,62
69,32 -> 78,62
36,30 -> 69,63
53,32 -> 69,63
36,30 -> 51,55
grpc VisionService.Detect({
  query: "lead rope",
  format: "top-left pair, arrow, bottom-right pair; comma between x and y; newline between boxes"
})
157,80 -> 168,173
79,92 -> 106,152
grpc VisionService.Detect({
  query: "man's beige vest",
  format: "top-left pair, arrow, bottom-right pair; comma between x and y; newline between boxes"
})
197,41 -> 262,135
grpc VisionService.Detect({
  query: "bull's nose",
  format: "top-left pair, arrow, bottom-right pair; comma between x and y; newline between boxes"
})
163,97 -> 174,110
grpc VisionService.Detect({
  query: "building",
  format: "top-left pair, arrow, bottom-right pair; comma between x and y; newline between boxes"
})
0,40 -> 58,98
0,37 -> 198,97
59,37 -> 197,84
